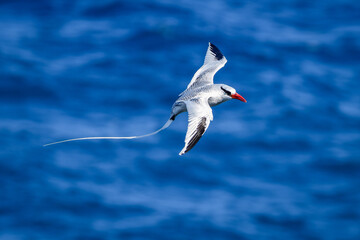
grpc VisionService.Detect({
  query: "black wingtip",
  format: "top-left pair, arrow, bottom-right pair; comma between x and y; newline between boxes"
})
184,117 -> 207,154
209,42 -> 224,60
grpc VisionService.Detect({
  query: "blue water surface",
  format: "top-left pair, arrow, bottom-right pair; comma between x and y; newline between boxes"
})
1,0 -> 360,239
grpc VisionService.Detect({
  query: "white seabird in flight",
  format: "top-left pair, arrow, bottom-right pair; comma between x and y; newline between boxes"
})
44,43 -> 247,155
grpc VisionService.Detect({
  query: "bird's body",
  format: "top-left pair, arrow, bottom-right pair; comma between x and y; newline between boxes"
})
44,43 -> 246,155
175,84 -> 233,108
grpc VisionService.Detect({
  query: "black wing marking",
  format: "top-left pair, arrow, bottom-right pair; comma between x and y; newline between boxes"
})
209,42 -> 224,60
184,42 -> 227,91
183,117 -> 207,154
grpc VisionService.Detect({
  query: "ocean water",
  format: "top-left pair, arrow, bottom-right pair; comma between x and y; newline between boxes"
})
1,0 -> 360,239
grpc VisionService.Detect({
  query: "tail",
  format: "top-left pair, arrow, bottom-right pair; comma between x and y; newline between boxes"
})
43,117 -> 174,147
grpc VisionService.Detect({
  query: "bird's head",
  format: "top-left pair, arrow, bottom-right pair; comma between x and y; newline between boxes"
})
220,85 -> 247,103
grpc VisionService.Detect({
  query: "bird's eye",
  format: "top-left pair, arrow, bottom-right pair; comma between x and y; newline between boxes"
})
221,87 -> 231,96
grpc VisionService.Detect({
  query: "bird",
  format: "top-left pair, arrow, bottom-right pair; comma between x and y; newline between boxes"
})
44,42 -> 247,155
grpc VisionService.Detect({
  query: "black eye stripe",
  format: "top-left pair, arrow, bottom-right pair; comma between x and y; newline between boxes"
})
221,87 -> 231,96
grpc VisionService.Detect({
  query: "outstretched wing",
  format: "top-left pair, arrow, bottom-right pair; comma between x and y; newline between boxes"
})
179,98 -> 213,155
186,42 -> 227,89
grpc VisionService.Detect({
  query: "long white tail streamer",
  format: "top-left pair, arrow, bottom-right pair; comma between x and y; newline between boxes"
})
43,119 -> 173,147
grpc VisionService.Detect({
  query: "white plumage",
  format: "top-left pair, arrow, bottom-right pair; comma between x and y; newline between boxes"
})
44,43 -> 247,155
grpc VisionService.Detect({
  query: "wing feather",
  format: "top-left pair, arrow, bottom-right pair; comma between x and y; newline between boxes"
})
186,43 -> 227,90
179,99 -> 213,155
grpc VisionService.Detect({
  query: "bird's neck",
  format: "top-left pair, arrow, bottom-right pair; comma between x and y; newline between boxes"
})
208,94 -> 229,107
